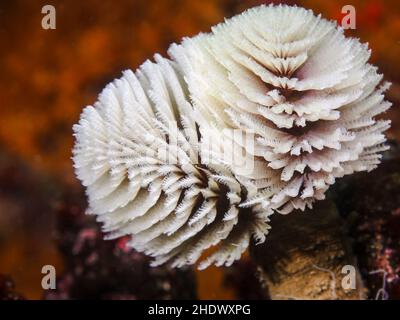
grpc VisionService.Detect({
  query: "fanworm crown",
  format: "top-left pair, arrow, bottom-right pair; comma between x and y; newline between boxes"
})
73,5 -> 391,269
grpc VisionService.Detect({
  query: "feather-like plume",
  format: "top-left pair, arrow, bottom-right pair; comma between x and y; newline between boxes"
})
172,4 -> 391,215
73,55 -> 269,269
73,4 -> 391,268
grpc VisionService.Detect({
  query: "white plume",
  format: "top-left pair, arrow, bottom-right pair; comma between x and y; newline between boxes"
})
171,4 -> 391,214
73,5 -> 391,268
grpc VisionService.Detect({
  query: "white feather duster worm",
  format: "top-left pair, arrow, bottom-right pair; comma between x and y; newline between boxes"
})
73,54 -> 271,269
73,4 -> 391,268
171,4 -> 392,214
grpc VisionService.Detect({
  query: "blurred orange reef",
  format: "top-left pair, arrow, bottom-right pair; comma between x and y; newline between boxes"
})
0,0 -> 399,299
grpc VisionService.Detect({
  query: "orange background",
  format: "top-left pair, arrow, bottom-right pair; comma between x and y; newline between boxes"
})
0,0 -> 399,299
